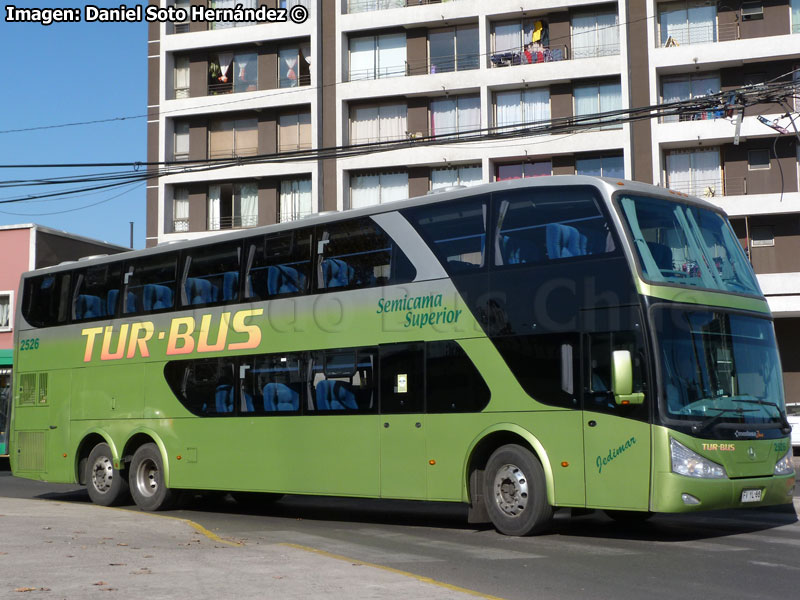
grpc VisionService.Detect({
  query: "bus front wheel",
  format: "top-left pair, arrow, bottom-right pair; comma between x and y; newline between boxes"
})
485,444 -> 552,536
85,442 -> 129,506
129,443 -> 176,511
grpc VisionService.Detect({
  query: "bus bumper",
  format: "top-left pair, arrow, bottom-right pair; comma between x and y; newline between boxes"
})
651,471 -> 796,513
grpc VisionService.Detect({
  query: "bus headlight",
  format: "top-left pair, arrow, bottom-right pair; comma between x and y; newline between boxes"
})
774,450 -> 795,476
671,439 -> 727,479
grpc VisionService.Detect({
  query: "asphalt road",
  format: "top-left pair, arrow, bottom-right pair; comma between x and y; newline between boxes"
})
2,461 -> 799,600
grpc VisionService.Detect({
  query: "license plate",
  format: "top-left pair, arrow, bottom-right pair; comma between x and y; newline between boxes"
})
741,489 -> 762,503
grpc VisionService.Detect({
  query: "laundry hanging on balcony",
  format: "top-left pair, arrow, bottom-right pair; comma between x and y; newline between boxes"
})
217,52 -> 233,82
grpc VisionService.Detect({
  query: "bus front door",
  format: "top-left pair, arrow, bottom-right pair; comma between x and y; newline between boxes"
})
581,322 -> 651,511
379,343 -> 427,499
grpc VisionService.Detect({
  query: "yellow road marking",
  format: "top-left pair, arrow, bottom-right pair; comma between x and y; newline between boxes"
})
281,542 -> 507,600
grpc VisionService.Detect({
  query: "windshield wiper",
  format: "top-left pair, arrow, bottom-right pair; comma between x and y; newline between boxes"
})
728,397 -> 792,434
690,407 -> 758,436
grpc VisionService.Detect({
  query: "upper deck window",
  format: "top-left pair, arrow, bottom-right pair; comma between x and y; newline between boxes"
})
618,194 -> 760,296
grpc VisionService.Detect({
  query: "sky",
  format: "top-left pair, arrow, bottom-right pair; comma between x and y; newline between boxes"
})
0,5 -> 149,249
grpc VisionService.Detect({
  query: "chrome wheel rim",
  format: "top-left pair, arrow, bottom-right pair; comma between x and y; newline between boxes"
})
134,458 -> 159,498
90,456 -> 114,494
493,463 -> 529,517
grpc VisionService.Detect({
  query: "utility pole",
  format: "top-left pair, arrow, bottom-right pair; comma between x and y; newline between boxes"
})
129,221 -> 134,249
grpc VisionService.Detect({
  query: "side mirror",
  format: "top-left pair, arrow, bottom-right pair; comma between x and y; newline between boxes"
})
611,350 -> 645,405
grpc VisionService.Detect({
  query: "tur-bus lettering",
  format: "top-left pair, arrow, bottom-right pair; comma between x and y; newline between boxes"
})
81,309 -> 263,362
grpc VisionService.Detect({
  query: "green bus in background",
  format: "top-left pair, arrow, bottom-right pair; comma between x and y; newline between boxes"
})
9,176 -> 795,535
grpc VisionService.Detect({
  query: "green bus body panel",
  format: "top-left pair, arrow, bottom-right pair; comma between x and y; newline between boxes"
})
638,283 -> 770,314
10,266 -> 792,513
650,426 -> 794,512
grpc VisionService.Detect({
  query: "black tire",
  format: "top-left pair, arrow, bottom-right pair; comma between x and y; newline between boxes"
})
604,510 -> 654,524
85,442 -> 130,507
484,444 -> 552,536
129,443 -> 176,511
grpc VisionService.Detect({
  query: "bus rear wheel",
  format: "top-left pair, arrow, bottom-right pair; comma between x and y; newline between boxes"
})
86,442 -> 129,506
129,443 -> 175,511
485,444 -> 552,536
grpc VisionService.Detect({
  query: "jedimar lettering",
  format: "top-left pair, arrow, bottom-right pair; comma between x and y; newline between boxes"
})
596,436 -> 637,474
81,309 -> 262,363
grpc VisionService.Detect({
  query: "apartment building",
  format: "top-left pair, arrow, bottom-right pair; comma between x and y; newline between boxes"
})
147,0 -> 800,398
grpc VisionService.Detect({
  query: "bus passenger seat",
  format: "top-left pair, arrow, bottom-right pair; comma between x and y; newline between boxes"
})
321,259 -> 354,288
267,265 -> 306,295
222,271 -> 239,301
215,384 -> 234,413
315,380 -> 357,410
76,294 -> 104,319
143,284 -> 174,311
185,278 -> 218,305
106,289 -> 119,316
646,242 -> 674,272
546,224 -> 586,259
263,383 -> 300,412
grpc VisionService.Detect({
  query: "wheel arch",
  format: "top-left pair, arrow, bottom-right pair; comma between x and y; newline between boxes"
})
463,424 -> 555,520
75,429 -> 118,485
121,428 -> 171,487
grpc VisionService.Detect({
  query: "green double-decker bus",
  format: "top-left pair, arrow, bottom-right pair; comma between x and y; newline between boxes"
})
10,176 -> 795,535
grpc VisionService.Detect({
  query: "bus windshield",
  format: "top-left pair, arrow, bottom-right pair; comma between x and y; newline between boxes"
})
618,194 -> 759,295
654,307 -> 785,427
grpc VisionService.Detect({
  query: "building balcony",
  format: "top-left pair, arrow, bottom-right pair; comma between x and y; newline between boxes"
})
757,273 -> 800,318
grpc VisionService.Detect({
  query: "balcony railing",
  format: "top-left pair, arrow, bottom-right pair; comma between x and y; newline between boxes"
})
347,0 -> 461,14
660,108 -> 725,123
173,219 -> 190,233
348,62 -> 408,81
664,176 -> 724,198
208,215 -> 259,231
489,45 -> 568,68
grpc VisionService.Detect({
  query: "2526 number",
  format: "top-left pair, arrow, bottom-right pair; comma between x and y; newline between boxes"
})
19,338 -> 40,351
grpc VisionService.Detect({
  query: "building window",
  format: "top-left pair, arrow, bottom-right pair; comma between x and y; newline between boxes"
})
209,0 -> 257,29
350,171 -> 408,209
279,111 -> 312,152
658,1 -> 717,47
208,117 -> 258,159
279,44 -> 311,88
429,25 -> 479,73
431,165 -> 482,190
209,51 -> 257,95
491,18 -> 566,67
350,102 -> 407,144
208,182 -> 259,230
576,155 -> 624,179
173,121 -> 189,161
280,0 -> 309,8
0,292 -> 12,332
793,0 -> 800,34
665,148 -> 722,197
279,178 -> 313,222
496,161 -> 552,181
430,95 -> 480,138
349,33 -> 406,81
171,0 -> 190,33
574,81 -> 622,129
751,226 -> 774,247
347,0 -> 403,13
174,55 -> 190,98
748,149 -> 771,170
173,188 -> 189,233
661,72 -> 721,122
571,10 -> 620,59
494,88 -> 550,132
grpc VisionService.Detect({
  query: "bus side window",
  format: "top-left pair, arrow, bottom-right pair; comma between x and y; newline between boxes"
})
165,357 -> 237,415
245,229 -> 312,300
316,218 -> 414,291
426,341 -> 490,413
309,349 -> 376,412
492,187 -> 615,267
181,241 -> 242,307
22,273 -> 71,328
403,196 -> 487,274
585,332 -> 645,412
380,343 -> 424,414
251,353 -> 304,414
123,253 -> 178,315
72,263 -> 123,321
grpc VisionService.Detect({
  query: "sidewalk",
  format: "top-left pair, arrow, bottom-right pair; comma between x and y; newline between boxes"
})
0,497 -> 495,600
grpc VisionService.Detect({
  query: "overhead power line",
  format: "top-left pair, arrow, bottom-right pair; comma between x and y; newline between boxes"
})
2,76 -> 799,207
